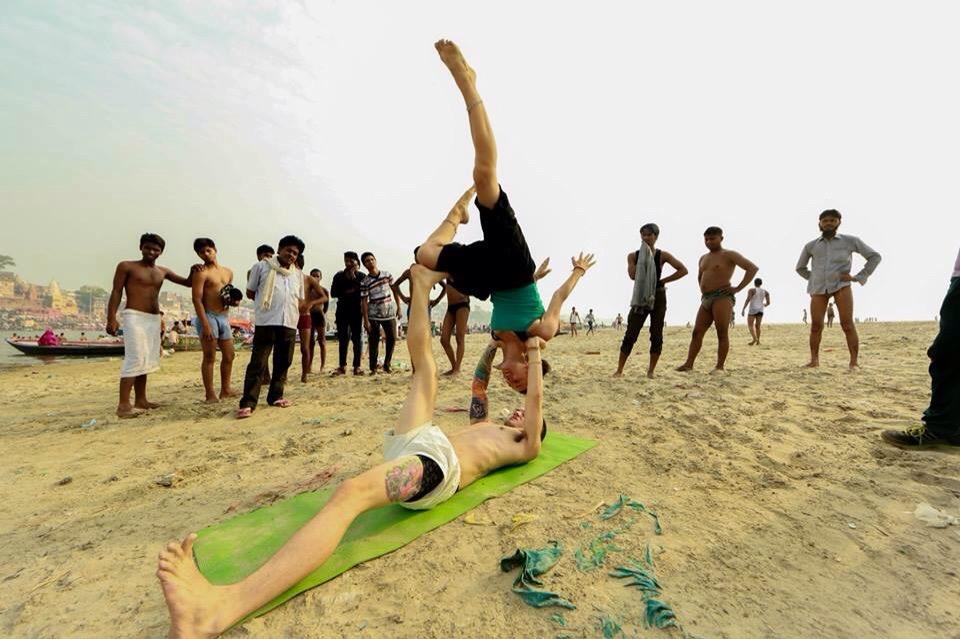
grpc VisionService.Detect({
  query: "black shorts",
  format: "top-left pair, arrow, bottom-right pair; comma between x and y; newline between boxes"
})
435,187 -> 536,301
446,301 -> 470,317
748,311 -> 763,318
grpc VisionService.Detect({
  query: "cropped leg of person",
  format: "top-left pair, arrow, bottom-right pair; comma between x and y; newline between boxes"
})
805,294 -> 829,367
833,286 -> 859,369
614,307 -> 650,376
299,325 -> 312,382
368,319 -> 382,373
747,314 -> 758,345
335,315 -> 350,373
218,338 -> 235,399
711,297 -> 733,371
647,289 -> 666,378
440,311 -> 457,374
381,319 -> 397,372
754,314 -> 764,345
267,327 -> 296,406
677,305 -> 714,371
200,335 -> 219,402
240,326 -> 275,412
349,314 -> 363,373
316,321 -> 327,372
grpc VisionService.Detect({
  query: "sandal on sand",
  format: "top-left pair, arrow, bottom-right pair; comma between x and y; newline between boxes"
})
330,368 -> 346,376
353,368 -> 365,376
270,398 -> 292,408
236,407 -> 253,419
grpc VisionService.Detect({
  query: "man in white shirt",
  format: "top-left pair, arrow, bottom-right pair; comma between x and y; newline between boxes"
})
238,235 -> 305,418
741,278 -> 771,346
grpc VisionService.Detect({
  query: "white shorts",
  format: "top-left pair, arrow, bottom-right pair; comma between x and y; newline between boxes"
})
383,423 -> 461,511
120,309 -> 161,378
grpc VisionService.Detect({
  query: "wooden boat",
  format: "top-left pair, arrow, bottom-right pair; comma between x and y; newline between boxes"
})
5,338 -> 125,357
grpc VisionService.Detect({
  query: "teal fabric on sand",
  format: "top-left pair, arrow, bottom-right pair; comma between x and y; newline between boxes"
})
193,432 -> 595,624
500,541 -> 576,609
491,282 -> 545,331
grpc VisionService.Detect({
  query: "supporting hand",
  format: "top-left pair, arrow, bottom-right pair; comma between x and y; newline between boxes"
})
533,258 -> 552,281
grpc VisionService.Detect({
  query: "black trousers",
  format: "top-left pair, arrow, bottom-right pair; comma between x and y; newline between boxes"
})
923,277 -> 960,438
620,288 -> 667,356
337,312 -> 363,369
368,318 -> 397,371
240,326 -> 296,410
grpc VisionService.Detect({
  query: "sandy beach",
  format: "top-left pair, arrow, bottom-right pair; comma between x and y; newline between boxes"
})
1,321 -> 958,638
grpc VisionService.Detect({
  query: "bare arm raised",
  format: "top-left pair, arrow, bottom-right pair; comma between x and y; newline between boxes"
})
533,253 -> 596,339
469,341 -> 500,424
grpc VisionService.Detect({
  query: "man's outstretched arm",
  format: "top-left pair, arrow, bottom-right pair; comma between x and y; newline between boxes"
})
469,341 -> 500,423
535,252 -> 596,339
521,336 -> 544,459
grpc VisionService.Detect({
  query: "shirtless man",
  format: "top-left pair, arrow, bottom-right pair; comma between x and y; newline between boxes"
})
676,227 -> 758,372
307,268 -> 330,374
440,280 -> 470,375
191,238 -> 237,403
106,233 -> 194,417
156,264 -> 546,638
741,278 -> 770,346
413,40 -> 595,392
796,209 -> 881,369
296,257 -> 329,382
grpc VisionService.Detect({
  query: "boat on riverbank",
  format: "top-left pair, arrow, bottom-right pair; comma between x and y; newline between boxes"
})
5,338 -> 124,357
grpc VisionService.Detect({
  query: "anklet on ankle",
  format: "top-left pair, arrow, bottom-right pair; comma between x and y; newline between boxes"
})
467,98 -> 483,112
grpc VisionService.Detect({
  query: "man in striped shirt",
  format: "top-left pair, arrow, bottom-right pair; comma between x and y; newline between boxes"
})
361,252 -> 402,374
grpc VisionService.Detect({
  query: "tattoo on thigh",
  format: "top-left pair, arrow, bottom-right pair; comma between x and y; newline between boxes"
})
384,457 -> 424,502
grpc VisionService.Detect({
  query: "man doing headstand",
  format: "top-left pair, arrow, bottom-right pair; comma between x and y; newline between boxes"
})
414,39 -> 595,393
156,264 -> 546,638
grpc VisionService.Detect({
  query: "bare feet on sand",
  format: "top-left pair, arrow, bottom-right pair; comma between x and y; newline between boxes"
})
803,360 -> 819,368
135,400 -> 161,409
710,367 -> 726,375
117,405 -> 145,418
442,369 -> 460,377
219,390 -> 236,400
612,371 -> 623,378
203,395 -> 220,405
675,364 -> 693,372
646,371 -> 656,379
157,533 -> 231,639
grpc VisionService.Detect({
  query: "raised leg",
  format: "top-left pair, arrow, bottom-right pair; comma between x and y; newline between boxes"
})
396,265 -> 446,434
833,286 -> 859,369
677,306 -> 714,371
806,294 -> 829,367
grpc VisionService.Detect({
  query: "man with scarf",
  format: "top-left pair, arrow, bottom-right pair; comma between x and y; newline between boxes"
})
614,223 -> 688,379
238,235 -> 305,418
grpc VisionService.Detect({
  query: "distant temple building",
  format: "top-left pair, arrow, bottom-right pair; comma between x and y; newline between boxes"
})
45,280 -> 79,315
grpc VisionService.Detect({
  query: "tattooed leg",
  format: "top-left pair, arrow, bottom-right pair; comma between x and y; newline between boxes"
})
384,455 -> 425,502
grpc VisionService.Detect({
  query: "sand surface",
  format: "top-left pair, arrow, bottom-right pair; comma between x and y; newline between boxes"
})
1,322 -> 958,638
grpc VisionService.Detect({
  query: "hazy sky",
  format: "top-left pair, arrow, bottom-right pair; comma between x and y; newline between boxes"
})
2,1 -> 958,323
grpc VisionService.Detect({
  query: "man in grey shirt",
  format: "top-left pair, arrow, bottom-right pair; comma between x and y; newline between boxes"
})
796,209 -> 881,369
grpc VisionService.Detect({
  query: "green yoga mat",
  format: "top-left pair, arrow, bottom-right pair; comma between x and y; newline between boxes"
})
194,432 -> 596,622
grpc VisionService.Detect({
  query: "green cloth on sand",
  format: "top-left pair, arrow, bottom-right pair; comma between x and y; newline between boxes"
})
491,282 -> 545,331
500,541 -> 576,609
193,432 -> 595,624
